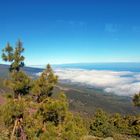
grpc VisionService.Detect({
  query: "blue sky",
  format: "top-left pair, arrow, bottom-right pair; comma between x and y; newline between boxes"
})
0,0 -> 140,65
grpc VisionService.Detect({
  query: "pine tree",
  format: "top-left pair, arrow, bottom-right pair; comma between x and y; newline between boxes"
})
32,64 -> 58,103
1,40 -> 31,139
2,40 -> 31,98
89,109 -> 114,137
2,40 -> 24,72
133,92 -> 140,107
31,64 -> 87,139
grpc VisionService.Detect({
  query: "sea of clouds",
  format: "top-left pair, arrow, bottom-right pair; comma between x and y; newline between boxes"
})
54,68 -> 140,96
37,68 -> 140,96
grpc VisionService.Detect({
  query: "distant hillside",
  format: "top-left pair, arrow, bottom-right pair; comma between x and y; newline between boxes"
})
0,64 -> 43,78
0,64 -> 9,78
55,83 -> 140,115
0,64 -> 44,94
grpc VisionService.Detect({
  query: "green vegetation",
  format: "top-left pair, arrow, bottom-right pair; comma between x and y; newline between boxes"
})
0,40 -> 140,140
32,64 -> 58,103
133,93 -> 140,107
89,109 -> 140,139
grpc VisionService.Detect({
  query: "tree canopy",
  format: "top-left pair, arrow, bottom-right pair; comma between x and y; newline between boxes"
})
133,92 -> 140,107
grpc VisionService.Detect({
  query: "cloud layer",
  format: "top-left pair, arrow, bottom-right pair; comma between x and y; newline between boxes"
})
53,68 -> 140,96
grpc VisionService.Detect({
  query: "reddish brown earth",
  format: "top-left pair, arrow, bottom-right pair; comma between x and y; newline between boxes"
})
0,95 -> 6,105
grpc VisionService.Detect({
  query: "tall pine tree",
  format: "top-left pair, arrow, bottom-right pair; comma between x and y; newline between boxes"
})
2,40 -> 31,98
32,64 -> 58,103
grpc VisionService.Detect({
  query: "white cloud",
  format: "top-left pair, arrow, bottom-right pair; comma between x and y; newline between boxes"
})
53,68 -> 140,96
